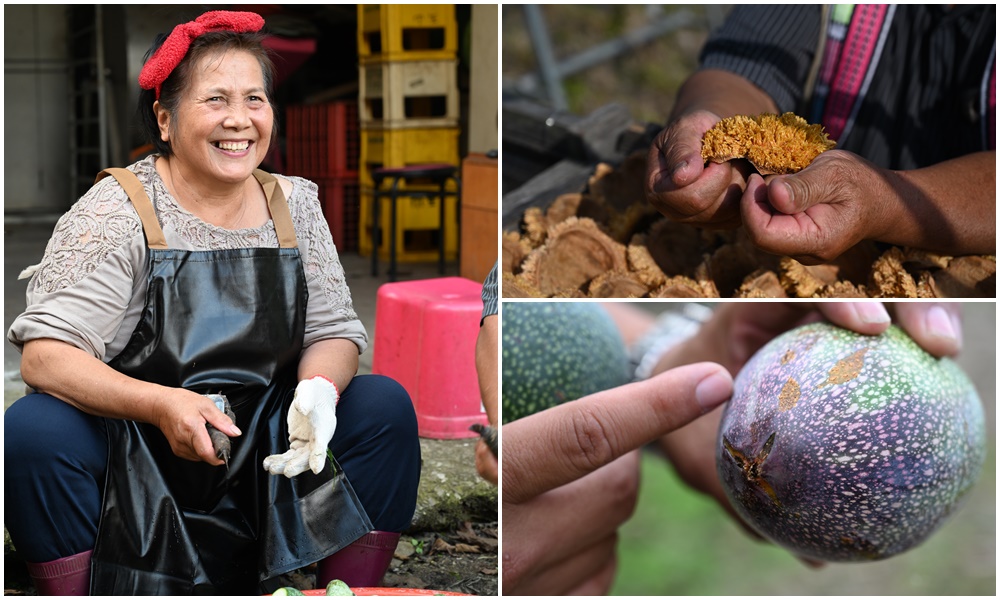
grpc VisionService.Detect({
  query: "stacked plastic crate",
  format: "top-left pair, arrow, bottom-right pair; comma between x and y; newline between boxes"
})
357,4 -> 461,262
285,101 -> 361,252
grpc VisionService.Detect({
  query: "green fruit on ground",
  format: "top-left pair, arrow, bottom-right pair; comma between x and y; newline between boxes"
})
717,322 -> 986,562
272,587 -> 305,596
502,302 -> 630,423
325,579 -> 354,596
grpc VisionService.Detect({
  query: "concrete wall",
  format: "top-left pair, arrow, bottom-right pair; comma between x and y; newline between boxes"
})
468,5 -> 498,154
4,5 -> 71,213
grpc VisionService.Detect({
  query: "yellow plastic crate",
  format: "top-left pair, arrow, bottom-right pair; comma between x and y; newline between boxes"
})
357,4 -> 458,63
358,187 -> 458,262
359,125 -> 460,188
359,59 -> 460,126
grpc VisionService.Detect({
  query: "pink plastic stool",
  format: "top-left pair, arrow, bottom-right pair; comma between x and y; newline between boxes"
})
372,277 -> 488,439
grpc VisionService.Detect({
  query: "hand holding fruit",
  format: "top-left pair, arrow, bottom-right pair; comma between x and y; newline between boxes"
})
471,424 -> 498,486
644,303 -> 967,559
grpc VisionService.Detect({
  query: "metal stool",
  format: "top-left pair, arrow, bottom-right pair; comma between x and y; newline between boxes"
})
370,164 -> 460,281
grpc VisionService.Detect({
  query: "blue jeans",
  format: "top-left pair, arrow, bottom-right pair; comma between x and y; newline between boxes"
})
4,374 -> 420,563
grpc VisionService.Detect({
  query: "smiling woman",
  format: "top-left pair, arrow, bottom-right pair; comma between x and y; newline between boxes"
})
4,10 -> 420,596
139,25 -> 278,227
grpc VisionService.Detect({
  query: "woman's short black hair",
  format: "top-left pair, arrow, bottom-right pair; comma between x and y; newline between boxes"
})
136,31 -> 277,157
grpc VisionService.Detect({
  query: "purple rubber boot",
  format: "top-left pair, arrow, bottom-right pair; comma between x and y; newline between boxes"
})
316,531 -> 401,589
26,549 -> 92,596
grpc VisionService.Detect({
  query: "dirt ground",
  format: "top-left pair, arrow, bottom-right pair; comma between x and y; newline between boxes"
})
4,522 -> 498,596
372,522 -> 498,595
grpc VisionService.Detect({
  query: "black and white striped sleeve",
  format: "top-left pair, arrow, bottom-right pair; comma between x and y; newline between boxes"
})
698,5 -> 823,113
480,261 -> 498,325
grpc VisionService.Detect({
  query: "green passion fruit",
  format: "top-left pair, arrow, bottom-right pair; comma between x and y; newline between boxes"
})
501,302 -> 630,423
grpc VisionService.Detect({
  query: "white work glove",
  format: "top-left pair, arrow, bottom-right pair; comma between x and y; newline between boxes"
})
262,375 -> 339,477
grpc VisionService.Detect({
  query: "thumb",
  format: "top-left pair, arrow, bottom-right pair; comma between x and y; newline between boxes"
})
892,303 -> 963,358
766,165 -> 829,215
666,112 -> 720,188
309,411 -> 337,474
205,407 -> 241,437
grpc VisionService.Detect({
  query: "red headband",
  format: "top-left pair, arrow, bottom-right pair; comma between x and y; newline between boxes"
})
138,10 -> 265,99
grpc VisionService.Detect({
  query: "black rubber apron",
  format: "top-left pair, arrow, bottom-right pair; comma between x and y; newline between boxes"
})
88,168 -> 372,594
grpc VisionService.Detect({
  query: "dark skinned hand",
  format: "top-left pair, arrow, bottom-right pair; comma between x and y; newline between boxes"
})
742,150 -> 894,264
645,109 -> 755,228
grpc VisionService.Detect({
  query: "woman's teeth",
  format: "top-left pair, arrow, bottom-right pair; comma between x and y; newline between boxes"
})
216,141 -> 250,151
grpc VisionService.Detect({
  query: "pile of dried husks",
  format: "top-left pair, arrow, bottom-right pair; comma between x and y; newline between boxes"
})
502,153 -> 995,298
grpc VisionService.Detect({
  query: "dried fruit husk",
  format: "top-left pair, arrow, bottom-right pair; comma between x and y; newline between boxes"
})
587,270 -> 649,298
650,275 -> 713,298
869,247 -> 918,298
736,269 -> 788,298
519,217 -> 627,296
502,231 -> 532,275
702,112 -> 836,174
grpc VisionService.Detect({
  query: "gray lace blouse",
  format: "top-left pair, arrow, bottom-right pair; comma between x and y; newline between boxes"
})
8,155 -> 367,361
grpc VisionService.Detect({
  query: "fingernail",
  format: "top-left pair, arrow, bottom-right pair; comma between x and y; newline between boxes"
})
778,179 -> 797,208
695,369 -> 733,412
229,425 -> 242,436
775,177 -> 789,193
671,160 -> 688,180
926,305 -> 958,343
855,303 -> 891,325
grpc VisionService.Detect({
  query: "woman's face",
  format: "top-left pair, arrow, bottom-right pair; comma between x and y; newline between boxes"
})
156,50 -> 273,187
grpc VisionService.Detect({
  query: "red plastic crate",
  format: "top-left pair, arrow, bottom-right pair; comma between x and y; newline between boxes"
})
285,101 -> 359,179
316,176 -> 360,252
372,278 -> 488,439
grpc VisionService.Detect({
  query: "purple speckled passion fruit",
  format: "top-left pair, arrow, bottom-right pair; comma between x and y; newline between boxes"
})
717,322 -> 986,562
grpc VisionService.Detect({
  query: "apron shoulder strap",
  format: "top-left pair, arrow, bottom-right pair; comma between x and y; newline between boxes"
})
253,170 -> 298,249
96,168 -> 169,250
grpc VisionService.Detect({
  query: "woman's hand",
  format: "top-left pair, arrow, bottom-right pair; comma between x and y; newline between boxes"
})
503,362 -> 733,595
154,389 -> 241,465
263,376 -> 339,477
20,338 -> 240,466
645,110 -> 753,228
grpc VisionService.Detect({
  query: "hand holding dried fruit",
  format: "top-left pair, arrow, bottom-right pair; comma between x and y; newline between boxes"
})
646,109 -> 754,228
742,150 -> 891,264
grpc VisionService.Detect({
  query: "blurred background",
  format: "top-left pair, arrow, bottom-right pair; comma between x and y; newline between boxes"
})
502,4 -> 722,125
500,4 -> 721,226
611,302 -> 995,595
